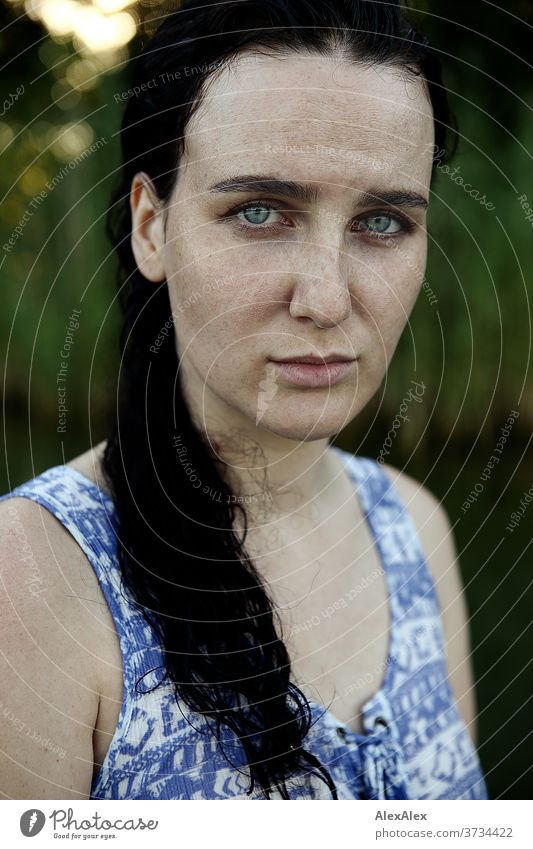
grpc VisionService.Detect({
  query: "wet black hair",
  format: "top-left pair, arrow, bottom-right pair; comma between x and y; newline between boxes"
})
103,0 -> 454,799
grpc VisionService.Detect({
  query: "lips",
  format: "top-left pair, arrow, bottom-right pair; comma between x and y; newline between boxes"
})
272,354 -> 355,364
269,358 -> 357,388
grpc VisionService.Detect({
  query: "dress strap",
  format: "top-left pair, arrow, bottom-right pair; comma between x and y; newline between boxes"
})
330,447 -> 446,727
335,448 -> 442,632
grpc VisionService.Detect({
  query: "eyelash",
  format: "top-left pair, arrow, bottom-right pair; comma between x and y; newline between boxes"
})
222,199 -> 416,239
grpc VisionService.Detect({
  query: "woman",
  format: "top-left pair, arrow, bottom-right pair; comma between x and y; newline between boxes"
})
0,0 -> 488,800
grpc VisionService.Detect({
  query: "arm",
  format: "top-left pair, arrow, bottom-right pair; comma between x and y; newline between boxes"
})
0,498 -> 101,798
381,463 -> 479,747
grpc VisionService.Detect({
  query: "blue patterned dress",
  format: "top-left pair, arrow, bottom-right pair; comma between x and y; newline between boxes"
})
0,447 -> 489,800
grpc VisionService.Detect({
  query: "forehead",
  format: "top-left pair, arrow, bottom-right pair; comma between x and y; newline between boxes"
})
182,52 -> 434,190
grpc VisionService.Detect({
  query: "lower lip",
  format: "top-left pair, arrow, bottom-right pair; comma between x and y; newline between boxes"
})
270,359 -> 357,387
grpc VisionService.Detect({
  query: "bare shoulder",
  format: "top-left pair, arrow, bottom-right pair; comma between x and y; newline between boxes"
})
379,461 -> 450,549
66,439 -> 111,498
380,462 -> 479,745
0,455 -> 118,797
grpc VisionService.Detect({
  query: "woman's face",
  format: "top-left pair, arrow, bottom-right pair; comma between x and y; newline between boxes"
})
132,52 -> 434,443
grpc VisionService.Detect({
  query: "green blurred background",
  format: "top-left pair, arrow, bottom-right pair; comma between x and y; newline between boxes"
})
1,1 -> 531,799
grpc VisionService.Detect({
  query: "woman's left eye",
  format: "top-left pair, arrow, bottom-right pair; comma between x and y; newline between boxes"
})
356,213 -> 404,235
235,203 -> 284,227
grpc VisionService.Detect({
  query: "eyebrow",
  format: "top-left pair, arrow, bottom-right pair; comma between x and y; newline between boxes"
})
208,174 -> 428,209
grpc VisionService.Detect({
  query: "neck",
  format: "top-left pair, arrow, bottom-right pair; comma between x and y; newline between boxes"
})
179,363 -> 344,522
213,429 -> 337,519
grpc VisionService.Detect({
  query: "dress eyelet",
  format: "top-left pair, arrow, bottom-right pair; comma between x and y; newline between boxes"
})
374,715 -> 388,729
336,726 -> 348,740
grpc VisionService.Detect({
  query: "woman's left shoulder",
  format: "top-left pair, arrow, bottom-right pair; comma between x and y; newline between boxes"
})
379,460 -> 463,607
379,461 -> 453,550
380,461 -> 478,743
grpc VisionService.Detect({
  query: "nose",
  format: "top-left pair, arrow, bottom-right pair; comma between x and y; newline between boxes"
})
288,240 -> 352,328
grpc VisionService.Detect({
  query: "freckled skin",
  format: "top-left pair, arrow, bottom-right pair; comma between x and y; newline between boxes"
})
130,51 -> 434,457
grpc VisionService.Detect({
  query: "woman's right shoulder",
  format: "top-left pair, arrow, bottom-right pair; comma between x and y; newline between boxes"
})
0,485 -> 116,798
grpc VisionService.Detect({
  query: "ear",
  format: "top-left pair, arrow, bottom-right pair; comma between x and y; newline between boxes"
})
130,171 -> 167,282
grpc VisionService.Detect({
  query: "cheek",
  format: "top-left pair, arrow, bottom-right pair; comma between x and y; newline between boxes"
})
357,246 -> 426,343
172,284 -> 272,373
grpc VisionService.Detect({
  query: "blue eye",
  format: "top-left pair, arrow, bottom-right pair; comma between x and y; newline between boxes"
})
237,204 -> 282,226
223,201 -> 412,238
358,213 -> 403,234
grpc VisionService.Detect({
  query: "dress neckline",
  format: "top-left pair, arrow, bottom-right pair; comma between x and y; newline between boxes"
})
303,446 -> 398,741
59,452 -> 398,741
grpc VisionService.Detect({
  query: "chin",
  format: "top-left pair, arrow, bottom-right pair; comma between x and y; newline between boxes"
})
253,400 -> 357,442
258,420 -> 341,442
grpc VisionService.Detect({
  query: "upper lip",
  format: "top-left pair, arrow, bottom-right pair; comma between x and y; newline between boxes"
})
272,353 -> 356,364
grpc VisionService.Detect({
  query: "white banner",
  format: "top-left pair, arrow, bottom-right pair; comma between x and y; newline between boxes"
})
2,799 -> 530,848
